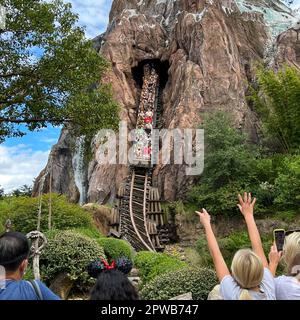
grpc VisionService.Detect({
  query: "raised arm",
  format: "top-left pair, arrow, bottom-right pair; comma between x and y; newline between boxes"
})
196,209 -> 230,282
268,243 -> 282,277
237,192 -> 268,267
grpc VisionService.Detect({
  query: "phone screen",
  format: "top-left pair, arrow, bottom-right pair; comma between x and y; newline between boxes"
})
274,230 -> 285,251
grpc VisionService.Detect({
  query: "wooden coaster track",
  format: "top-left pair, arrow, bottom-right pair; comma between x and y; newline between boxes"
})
115,168 -> 167,252
110,62 -> 169,252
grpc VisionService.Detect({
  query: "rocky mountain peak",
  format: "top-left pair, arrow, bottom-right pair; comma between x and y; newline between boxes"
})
33,0 -> 300,204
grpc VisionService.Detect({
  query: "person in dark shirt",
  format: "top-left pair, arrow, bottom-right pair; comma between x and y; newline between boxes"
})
0,231 -> 60,300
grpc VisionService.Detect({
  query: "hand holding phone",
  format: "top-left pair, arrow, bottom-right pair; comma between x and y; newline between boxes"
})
273,229 -> 285,252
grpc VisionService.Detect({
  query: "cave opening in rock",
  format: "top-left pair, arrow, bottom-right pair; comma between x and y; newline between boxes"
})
132,59 -> 169,133
132,59 -> 169,90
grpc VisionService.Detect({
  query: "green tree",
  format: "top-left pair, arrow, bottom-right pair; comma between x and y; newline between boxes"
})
0,0 -> 119,142
249,66 -> 300,153
274,154 -> 300,209
187,112 -> 258,215
11,184 -> 32,197
0,186 -> 4,198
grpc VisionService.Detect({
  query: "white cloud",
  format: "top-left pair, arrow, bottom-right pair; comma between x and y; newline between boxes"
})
67,0 -> 113,38
290,0 -> 300,9
0,145 -> 50,192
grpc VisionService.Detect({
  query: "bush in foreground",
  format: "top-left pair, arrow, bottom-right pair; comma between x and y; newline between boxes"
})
97,237 -> 134,262
41,230 -> 106,285
140,267 -> 217,300
0,194 -> 93,234
134,251 -> 187,284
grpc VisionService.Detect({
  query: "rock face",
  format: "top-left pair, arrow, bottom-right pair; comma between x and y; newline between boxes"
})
33,0 -> 298,203
276,24 -> 300,68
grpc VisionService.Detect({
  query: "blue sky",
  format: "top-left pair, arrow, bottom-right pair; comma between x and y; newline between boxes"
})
0,0 -> 299,192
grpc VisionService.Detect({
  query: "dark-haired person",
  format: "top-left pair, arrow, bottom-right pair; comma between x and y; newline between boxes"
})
0,232 -> 60,300
87,257 -> 139,300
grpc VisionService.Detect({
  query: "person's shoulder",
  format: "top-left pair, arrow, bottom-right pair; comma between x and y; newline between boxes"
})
220,275 -> 234,285
18,280 -> 36,288
275,275 -> 296,285
263,268 -> 275,280
220,275 -> 240,300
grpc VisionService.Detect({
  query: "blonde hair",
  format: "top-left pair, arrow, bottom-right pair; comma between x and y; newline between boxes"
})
231,249 -> 264,300
282,232 -> 300,279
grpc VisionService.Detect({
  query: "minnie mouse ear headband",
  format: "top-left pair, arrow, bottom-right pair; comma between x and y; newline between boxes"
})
87,256 -> 133,278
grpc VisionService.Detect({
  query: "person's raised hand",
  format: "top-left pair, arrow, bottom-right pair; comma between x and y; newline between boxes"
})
268,243 -> 282,266
237,192 -> 256,219
196,208 -> 211,228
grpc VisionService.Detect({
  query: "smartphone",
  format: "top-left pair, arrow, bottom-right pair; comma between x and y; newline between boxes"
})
273,229 -> 285,251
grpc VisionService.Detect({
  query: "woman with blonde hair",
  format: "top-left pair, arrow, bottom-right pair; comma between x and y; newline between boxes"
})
197,193 -> 275,300
269,230 -> 300,300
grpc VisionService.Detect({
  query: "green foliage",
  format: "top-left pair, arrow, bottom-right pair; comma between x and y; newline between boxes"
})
274,155 -> 300,209
140,267 -> 217,300
41,230 -> 105,284
0,194 -> 93,234
0,0 -> 119,142
186,111 -> 300,217
73,227 -> 103,240
274,210 -> 297,223
72,227 -> 134,262
97,238 -> 134,262
187,112 -> 258,216
10,185 -> 33,197
249,65 -> 300,152
199,112 -> 257,188
195,236 -> 214,267
134,251 -> 187,284
196,231 -> 273,268
23,265 -> 35,281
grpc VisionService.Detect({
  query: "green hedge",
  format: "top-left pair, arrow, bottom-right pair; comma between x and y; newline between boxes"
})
72,228 -> 134,262
0,194 -> 93,234
134,251 -> 187,284
140,267 -> 217,300
97,237 -> 134,262
41,230 -> 105,284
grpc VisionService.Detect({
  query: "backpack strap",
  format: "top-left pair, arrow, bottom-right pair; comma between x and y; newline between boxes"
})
27,280 -> 43,300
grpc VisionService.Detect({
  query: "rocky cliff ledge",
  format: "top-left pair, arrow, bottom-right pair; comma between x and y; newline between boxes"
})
33,0 -> 299,204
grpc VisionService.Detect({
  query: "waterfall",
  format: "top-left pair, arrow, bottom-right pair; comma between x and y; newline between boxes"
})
72,136 -> 86,205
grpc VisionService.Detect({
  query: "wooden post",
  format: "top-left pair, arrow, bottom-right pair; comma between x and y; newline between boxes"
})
26,231 -> 47,281
32,238 -> 40,280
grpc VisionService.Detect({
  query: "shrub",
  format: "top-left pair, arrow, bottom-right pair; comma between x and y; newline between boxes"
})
73,227 -> 103,240
40,230 -> 106,285
0,194 -> 93,234
275,155 -> 300,209
195,236 -> 214,267
140,267 -> 217,300
196,231 -> 273,268
187,112 -> 259,216
134,251 -> 187,283
97,237 -> 134,262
